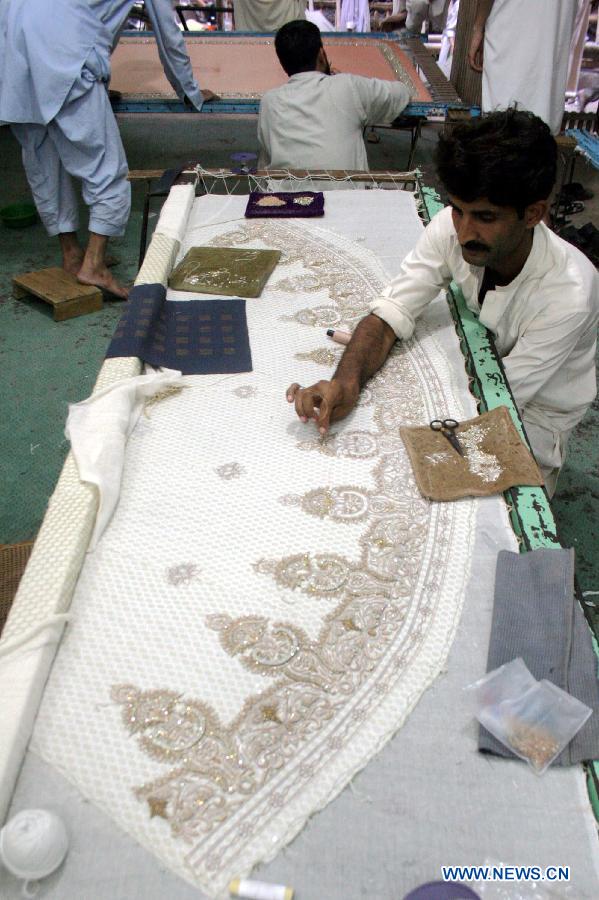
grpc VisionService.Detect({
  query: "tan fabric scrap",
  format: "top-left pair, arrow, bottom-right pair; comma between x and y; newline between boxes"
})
400,406 -> 544,501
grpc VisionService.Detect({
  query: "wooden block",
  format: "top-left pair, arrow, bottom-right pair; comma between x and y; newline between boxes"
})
555,135 -> 577,151
12,267 -> 103,321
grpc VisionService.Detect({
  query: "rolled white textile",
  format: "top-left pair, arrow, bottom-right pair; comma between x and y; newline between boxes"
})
153,184 -> 195,246
65,369 -> 184,550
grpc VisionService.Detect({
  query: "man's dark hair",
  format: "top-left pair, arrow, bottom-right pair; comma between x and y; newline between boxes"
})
275,20 -> 323,76
435,109 -> 557,217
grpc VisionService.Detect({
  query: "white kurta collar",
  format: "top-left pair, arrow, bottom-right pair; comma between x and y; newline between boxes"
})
287,71 -> 328,85
478,225 -> 544,332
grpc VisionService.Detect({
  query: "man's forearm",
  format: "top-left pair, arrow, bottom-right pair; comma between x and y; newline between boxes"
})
474,0 -> 495,28
333,313 -> 397,390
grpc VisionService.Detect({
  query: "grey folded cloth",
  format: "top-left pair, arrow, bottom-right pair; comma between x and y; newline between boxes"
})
480,548 -> 599,765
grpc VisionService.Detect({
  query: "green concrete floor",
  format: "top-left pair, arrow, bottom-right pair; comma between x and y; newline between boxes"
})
0,117 -> 597,615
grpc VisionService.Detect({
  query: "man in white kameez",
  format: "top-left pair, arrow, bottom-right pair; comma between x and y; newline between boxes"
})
0,0 -> 216,299
286,111 -> 599,496
468,0 -> 579,135
258,20 -> 411,171
382,1 -> 450,37
233,0 -> 306,32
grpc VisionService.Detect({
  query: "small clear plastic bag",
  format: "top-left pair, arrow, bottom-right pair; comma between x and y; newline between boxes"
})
478,679 -> 592,774
465,657 -> 536,709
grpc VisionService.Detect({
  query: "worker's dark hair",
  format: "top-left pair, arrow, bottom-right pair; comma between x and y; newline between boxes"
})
435,109 -> 557,218
275,20 -> 323,76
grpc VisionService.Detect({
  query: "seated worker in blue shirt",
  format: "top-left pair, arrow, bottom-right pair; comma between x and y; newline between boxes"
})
0,0 -> 217,299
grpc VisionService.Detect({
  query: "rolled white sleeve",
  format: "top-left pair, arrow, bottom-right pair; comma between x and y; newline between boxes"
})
349,75 -> 411,126
369,210 -> 454,339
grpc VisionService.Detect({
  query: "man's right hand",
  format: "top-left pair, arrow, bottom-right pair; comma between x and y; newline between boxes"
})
286,378 -> 360,434
468,24 -> 485,72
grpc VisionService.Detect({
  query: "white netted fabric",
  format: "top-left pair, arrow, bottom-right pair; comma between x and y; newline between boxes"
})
30,194 -> 480,898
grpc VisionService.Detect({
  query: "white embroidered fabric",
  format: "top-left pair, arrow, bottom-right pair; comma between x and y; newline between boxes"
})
32,193 -> 480,897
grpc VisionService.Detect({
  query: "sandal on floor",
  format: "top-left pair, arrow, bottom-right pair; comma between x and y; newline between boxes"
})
562,182 -> 594,201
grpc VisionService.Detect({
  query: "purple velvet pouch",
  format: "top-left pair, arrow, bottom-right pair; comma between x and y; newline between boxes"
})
245,191 -> 325,218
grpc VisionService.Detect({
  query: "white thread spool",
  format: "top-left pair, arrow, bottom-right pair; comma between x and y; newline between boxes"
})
0,809 -> 68,887
229,878 -> 294,900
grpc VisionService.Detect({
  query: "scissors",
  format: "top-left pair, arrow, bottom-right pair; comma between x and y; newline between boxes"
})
430,418 -> 464,456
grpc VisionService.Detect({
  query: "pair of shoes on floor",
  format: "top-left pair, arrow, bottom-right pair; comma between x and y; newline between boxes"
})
556,199 -> 585,216
559,222 -> 599,264
561,182 -> 594,201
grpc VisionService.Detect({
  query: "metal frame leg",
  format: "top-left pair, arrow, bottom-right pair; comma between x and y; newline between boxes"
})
138,180 -> 152,272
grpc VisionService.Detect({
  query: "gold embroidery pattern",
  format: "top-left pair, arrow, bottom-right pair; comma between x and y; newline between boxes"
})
205,221 -> 381,329
272,273 -> 323,293
294,347 -> 341,367
215,462 -> 245,480
112,590 -> 410,841
280,486 -> 371,523
110,218 -> 469,879
232,385 -> 258,399
166,563 -> 200,587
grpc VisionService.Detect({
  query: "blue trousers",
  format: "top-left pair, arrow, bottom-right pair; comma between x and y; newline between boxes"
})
12,69 -> 130,238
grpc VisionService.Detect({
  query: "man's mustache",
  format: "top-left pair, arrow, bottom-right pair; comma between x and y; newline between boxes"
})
462,241 -> 490,252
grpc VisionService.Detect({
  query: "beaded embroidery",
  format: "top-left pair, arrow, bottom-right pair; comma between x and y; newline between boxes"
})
31,210 -> 477,897
106,219 -> 474,879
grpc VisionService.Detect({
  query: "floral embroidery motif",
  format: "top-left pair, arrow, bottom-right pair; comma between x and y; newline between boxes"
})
280,486 -> 371,523
294,347 -> 340,367
232,385 -> 257,399
296,430 -> 381,460
283,305 -> 343,329
254,553 -> 353,597
166,563 -> 200,587
272,273 -> 323,293
206,614 -> 303,672
215,462 -> 245,480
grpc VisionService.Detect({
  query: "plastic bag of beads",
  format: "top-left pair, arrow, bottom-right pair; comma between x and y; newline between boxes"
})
465,657 -> 536,711
477,679 -> 592,774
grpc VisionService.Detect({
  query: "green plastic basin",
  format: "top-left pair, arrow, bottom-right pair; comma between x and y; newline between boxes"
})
0,202 -> 38,228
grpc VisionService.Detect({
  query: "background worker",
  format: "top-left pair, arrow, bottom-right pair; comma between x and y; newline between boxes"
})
258,20 -> 411,171
286,111 -> 599,496
0,0 -> 217,300
381,1 -> 450,37
233,0 -> 306,32
468,0 -> 578,135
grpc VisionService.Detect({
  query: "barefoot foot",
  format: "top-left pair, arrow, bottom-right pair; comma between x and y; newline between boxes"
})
61,247 -> 85,276
77,265 -> 129,300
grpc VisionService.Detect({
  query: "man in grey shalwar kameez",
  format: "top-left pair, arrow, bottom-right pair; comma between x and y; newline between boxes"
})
0,0 -> 215,298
